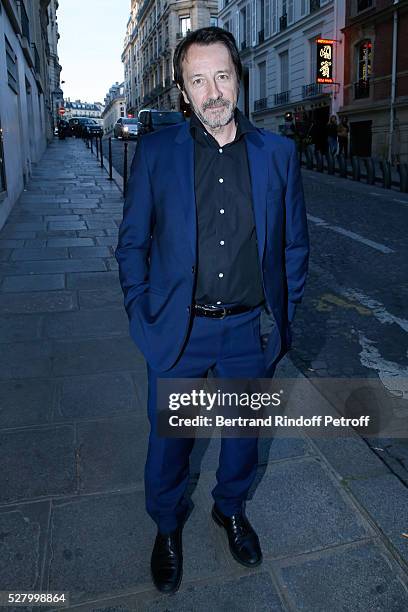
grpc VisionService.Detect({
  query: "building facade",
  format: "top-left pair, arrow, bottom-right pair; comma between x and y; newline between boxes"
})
0,0 -> 60,229
63,99 -> 104,124
47,0 -> 63,128
341,0 -> 408,161
218,0 -> 345,137
101,81 -> 126,136
123,0 -> 218,117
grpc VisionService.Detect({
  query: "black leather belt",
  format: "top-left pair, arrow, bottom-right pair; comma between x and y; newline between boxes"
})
193,303 -> 253,319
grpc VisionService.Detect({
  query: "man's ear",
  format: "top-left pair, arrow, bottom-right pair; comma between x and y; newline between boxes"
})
177,84 -> 189,105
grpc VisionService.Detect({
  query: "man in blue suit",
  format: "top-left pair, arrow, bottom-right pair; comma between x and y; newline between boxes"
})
116,27 -> 309,594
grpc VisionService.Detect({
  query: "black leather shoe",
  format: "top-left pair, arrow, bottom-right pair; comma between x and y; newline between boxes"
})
150,526 -> 183,594
212,504 -> 262,567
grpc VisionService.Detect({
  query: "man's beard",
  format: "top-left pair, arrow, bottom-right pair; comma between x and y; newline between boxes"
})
188,94 -> 237,129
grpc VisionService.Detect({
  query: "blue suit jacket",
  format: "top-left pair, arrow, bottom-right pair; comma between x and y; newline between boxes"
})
115,120 -> 309,372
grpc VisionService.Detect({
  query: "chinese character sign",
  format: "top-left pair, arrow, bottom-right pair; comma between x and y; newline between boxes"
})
316,39 -> 334,84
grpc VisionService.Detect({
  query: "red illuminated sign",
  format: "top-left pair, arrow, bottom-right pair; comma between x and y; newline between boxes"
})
316,39 -> 334,84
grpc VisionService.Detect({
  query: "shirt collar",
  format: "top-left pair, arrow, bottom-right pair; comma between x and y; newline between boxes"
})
189,107 -> 256,144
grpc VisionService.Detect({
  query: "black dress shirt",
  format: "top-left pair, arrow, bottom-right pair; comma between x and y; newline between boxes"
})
189,107 -> 265,308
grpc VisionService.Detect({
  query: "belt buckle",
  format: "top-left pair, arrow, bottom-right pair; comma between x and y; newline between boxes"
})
218,306 -> 227,319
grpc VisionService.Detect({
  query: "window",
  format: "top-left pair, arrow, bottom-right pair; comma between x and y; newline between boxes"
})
357,0 -> 373,12
301,0 -> 308,16
258,61 -> 266,98
240,7 -> 247,46
287,0 -> 294,24
210,15 -> 218,27
179,15 -> 191,36
0,118 -> 6,194
358,40 -> 372,81
271,0 -> 277,34
280,50 -> 289,92
5,36 -> 18,93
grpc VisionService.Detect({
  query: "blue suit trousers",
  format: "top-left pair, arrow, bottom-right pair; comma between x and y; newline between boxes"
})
145,305 -> 273,534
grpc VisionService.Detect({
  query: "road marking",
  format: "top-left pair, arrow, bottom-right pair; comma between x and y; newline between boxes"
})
307,214 -> 395,253
358,333 -> 408,399
342,288 -> 408,333
369,192 -> 384,197
393,198 -> 408,205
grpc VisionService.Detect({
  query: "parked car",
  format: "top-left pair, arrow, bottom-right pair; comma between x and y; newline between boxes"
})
82,119 -> 103,138
57,119 -> 70,139
68,117 -> 99,138
114,117 -> 139,140
137,109 -> 185,136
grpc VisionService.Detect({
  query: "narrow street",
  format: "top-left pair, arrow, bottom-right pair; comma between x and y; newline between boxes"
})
0,137 -> 408,610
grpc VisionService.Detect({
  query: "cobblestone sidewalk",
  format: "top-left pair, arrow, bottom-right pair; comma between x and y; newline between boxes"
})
0,139 -> 407,611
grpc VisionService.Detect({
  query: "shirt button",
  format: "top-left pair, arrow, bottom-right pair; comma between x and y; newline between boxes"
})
218,177 -> 224,183
219,148 -> 223,153
218,272 -> 224,278
216,300 -> 222,304
186,306 -> 190,313
191,265 -> 195,274
220,240 -> 225,245
219,209 -> 225,214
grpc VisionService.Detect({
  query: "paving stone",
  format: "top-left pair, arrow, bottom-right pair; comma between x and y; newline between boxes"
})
106,258 -> 118,270
77,230 -> 106,237
0,502 -> 51,592
44,309 -> 128,339
37,230 -> 78,238
105,229 -> 119,236
0,249 -> 11,261
0,314 -> 43,342
85,220 -> 118,230
44,215 -> 80,222
278,542 -> 408,612
0,259 -> 106,275
0,229 -> 37,239
66,271 -> 120,290
95,237 -> 118,246
0,425 -> 76,503
52,336 -> 143,376
76,417 -> 148,492
68,246 -> 111,259
4,222 -> 46,231
0,379 -> 55,428
24,239 -> 47,248
58,372 -> 141,420
48,221 -> 87,230
1,274 -> 65,292
0,291 -> 77,314
0,239 -> 25,248
60,201 -> 99,209
246,457 -> 369,558
312,436 -> 390,479
0,341 -> 53,379
140,573 -> 285,611
47,491 -> 155,604
47,237 -> 94,247
347,474 -> 408,564
78,287 -> 123,309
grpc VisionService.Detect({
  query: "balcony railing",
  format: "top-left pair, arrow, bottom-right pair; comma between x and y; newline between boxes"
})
164,77 -> 171,87
354,79 -> 370,99
254,97 -> 267,112
240,41 -> 247,51
279,13 -> 287,31
274,90 -> 290,105
302,82 -> 323,98
310,0 -> 321,12
258,29 -> 264,44
21,2 -> 30,42
176,30 -> 190,39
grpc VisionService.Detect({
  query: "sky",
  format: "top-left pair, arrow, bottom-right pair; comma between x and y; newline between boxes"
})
57,0 -> 130,104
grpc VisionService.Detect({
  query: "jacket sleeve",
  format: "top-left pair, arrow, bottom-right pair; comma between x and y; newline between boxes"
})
115,137 -> 154,318
285,140 -> 310,324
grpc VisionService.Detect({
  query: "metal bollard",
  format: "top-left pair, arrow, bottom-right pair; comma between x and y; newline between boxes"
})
315,150 -> 323,172
100,136 -> 103,168
326,151 -> 335,175
351,156 -> 361,181
363,157 -> 375,185
379,158 -> 391,189
123,141 -> 128,197
96,136 -> 99,160
398,163 -> 408,193
108,137 -> 113,180
90,136 -> 93,154
305,146 -> 314,170
337,153 -> 347,178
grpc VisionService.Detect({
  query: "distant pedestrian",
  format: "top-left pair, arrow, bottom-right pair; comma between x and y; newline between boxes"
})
337,117 -> 349,158
327,115 -> 338,155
